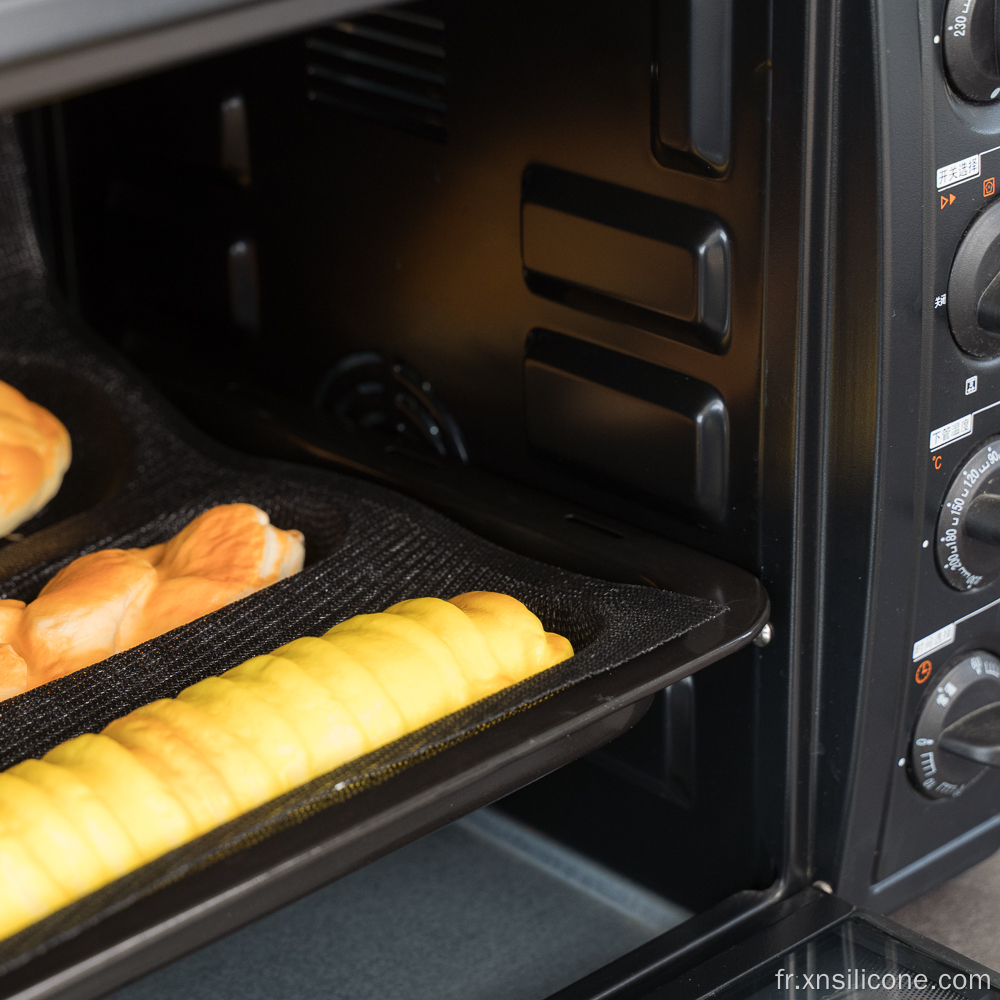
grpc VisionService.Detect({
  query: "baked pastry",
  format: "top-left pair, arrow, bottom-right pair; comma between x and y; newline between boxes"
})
0,504 -> 305,700
0,592 -> 572,938
0,380 -> 71,538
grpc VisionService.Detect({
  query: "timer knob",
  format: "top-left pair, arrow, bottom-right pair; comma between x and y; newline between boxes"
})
912,651 -> 1000,798
943,0 -> 1000,102
948,200 -> 1000,358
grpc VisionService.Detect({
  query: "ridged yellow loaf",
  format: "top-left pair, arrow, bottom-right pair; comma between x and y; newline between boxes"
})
0,591 -> 572,939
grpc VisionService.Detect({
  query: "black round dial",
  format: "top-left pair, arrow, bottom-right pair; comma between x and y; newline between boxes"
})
912,651 -> 1000,798
944,0 -> 1000,102
948,200 -> 1000,358
937,437 -> 1000,589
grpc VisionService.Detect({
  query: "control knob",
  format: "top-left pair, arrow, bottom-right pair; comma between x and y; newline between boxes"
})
937,436 -> 1000,589
912,650 -> 1000,798
943,0 -> 1000,102
949,200 -> 1000,358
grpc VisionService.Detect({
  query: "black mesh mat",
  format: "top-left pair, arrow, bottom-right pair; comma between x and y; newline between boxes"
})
0,116 -> 723,971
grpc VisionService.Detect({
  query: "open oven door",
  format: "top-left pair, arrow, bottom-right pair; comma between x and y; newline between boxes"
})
550,888 -> 999,1000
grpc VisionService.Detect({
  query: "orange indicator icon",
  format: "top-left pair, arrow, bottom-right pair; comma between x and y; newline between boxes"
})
941,193 -> 956,209
986,177 -> 996,197
916,660 -> 933,684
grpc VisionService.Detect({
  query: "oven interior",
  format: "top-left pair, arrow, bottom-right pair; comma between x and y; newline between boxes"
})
7,0 -> 1000,996
3,0 -> 788,996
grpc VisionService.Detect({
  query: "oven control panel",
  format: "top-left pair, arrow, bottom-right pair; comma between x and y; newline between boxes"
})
872,0 -> 1000,885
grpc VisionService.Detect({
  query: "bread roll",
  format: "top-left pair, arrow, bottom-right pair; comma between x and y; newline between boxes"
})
0,380 -> 71,540
0,592 -> 572,939
0,504 -> 305,699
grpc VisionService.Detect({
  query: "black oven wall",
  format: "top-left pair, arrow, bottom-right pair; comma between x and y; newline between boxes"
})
23,0 -> 770,572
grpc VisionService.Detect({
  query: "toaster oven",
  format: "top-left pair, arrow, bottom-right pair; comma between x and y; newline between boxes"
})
0,0 -> 999,998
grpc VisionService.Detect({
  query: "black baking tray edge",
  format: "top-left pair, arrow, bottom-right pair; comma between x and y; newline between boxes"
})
0,520 -> 766,1000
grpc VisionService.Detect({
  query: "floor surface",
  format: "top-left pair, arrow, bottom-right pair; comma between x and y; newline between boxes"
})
110,808 -> 690,1000
892,848 -> 1000,973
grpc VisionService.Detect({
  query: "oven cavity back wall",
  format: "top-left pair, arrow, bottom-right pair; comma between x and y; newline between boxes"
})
34,0 -> 770,569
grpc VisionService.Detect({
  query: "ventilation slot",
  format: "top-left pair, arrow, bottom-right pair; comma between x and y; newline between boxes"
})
306,5 -> 447,142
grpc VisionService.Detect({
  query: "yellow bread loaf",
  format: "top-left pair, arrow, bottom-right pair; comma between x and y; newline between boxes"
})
324,615 -> 471,731
8,759 -> 142,876
0,831 -> 67,929
120,700 -> 283,813
43,735 -> 198,860
273,637 -> 407,747
0,591 -> 572,938
222,656 -> 368,776
0,774 -> 108,898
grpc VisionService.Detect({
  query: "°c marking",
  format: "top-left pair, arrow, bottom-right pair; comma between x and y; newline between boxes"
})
916,660 -> 933,684
933,454 -> 943,470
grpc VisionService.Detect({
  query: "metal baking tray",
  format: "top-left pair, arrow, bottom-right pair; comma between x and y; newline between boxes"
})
0,464 -> 767,1000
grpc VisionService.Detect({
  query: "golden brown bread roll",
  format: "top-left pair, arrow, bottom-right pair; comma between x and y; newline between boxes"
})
0,504 -> 305,700
0,380 -> 70,539
0,591 -> 572,938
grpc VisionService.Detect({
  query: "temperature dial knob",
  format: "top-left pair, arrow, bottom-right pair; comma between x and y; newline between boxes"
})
937,436 -> 1000,589
943,0 -> 1000,102
912,650 -> 1000,798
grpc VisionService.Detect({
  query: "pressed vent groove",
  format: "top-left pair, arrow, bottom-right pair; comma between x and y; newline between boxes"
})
306,3 -> 447,142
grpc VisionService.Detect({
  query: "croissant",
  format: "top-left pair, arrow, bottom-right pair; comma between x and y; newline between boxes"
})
0,504 -> 305,700
0,380 -> 71,539
0,592 -> 572,939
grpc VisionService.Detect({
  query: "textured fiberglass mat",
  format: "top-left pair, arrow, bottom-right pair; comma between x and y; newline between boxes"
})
0,114 -> 723,970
